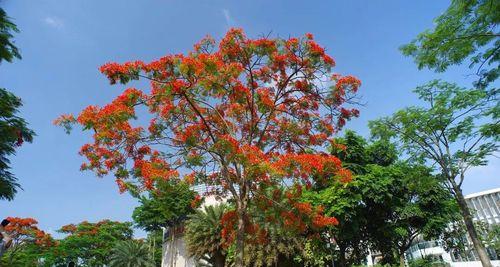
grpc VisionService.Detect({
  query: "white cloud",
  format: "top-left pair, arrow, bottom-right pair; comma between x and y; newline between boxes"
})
43,16 -> 64,29
222,9 -> 236,27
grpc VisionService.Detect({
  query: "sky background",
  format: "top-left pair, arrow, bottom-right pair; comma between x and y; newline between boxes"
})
1,0 -> 498,238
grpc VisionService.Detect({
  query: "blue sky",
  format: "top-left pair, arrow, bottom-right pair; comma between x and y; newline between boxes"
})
1,0 -> 498,237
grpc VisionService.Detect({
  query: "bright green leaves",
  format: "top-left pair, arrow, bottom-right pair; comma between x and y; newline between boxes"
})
0,8 -> 21,63
0,9 -> 34,201
400,0 -> 500,88
0,88 -> 35,200
370,80 -> 498,179
132,180 -> 197,232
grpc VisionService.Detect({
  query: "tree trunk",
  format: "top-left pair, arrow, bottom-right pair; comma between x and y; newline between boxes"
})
338,244 -> 346,267
453,184 -> 492,267
213,251 -> 226,267
399,253 -> 405,267
234,201 -> 247,267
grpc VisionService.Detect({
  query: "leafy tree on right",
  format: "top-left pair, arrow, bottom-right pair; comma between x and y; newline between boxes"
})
370,80 -> 498,266
303,131 -> 458,267
397,1 -> 499,266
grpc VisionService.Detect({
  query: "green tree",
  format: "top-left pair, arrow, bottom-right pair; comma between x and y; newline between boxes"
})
304,131 -> 458,267
132,180 -> 197,232
52,220 -> 134,267
303,131 -> 395,266
0,7 -> 34,201
483,224 -> 500,257
359,164 -> 457,267
401,0 -> 499,89
304,179 -> 368,267
131,178 -> 197,267
185,204 -> 229,267
184,201 -> 304,267
441,220 -> 471,261
442,220 -> 500,262
109,240 -> 154,267
0,217 -> 54,266
370,80 -> 498,267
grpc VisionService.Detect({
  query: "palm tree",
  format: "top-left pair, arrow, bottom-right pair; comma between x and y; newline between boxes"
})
109,240 -> 154,267
242,223 -> 304,267
185,204 -> 229,267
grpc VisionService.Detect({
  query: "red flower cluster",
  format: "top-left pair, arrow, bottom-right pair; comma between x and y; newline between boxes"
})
4,217 -> 54,248
312,214 -> 339,228
190,194 -> 202,208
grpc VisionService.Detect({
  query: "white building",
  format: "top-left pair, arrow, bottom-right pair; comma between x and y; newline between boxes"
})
466,188 -> 500,225
161,185 -> 223,267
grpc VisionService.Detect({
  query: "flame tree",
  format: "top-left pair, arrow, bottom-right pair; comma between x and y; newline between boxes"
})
1,217 -> 53,266
56,28 -> 360,266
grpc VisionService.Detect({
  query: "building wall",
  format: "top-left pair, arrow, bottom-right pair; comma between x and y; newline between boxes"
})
161,186 -> 224,267
161,233 -> 195,267
465,188 -> 500,225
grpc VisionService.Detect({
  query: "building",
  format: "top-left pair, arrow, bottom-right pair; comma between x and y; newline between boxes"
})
161,185 -> 223,267
404,187 -> 500,267
466,188 -> 500,225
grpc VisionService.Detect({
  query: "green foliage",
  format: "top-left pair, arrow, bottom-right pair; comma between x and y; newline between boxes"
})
146,231 -> 163,267
132,180 -> 197,232
0,220 -> 136,266
401,0 -> 499,88
241,216 -> 305,267
408,256 -> 450,267
0,242 -> 50,267
441,220 -> 500,261
0,88 -> 34,200
294,238 -> 333,267
48,220 -> 134,267
370,80 -> 497,265
0,8 -> 34,201
484,224 -> 500,254
109,240 -> 155,267
0,7 -> 21,63
330,130 -> 397,175
440,220 -> 470,261
184,204 -> 229,266
370,80 -> 498,186
359,164 -> 458,264
302,131 -> 458,267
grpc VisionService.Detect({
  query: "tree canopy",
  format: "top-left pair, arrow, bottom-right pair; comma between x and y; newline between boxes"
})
401,0 -> 500,88
370,80 -> 498,266
132,180 -> 197,232
48,220 -> 134,267
303,131 -> 459,267
56,28 -> 361,265
0,217 -> 54,266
